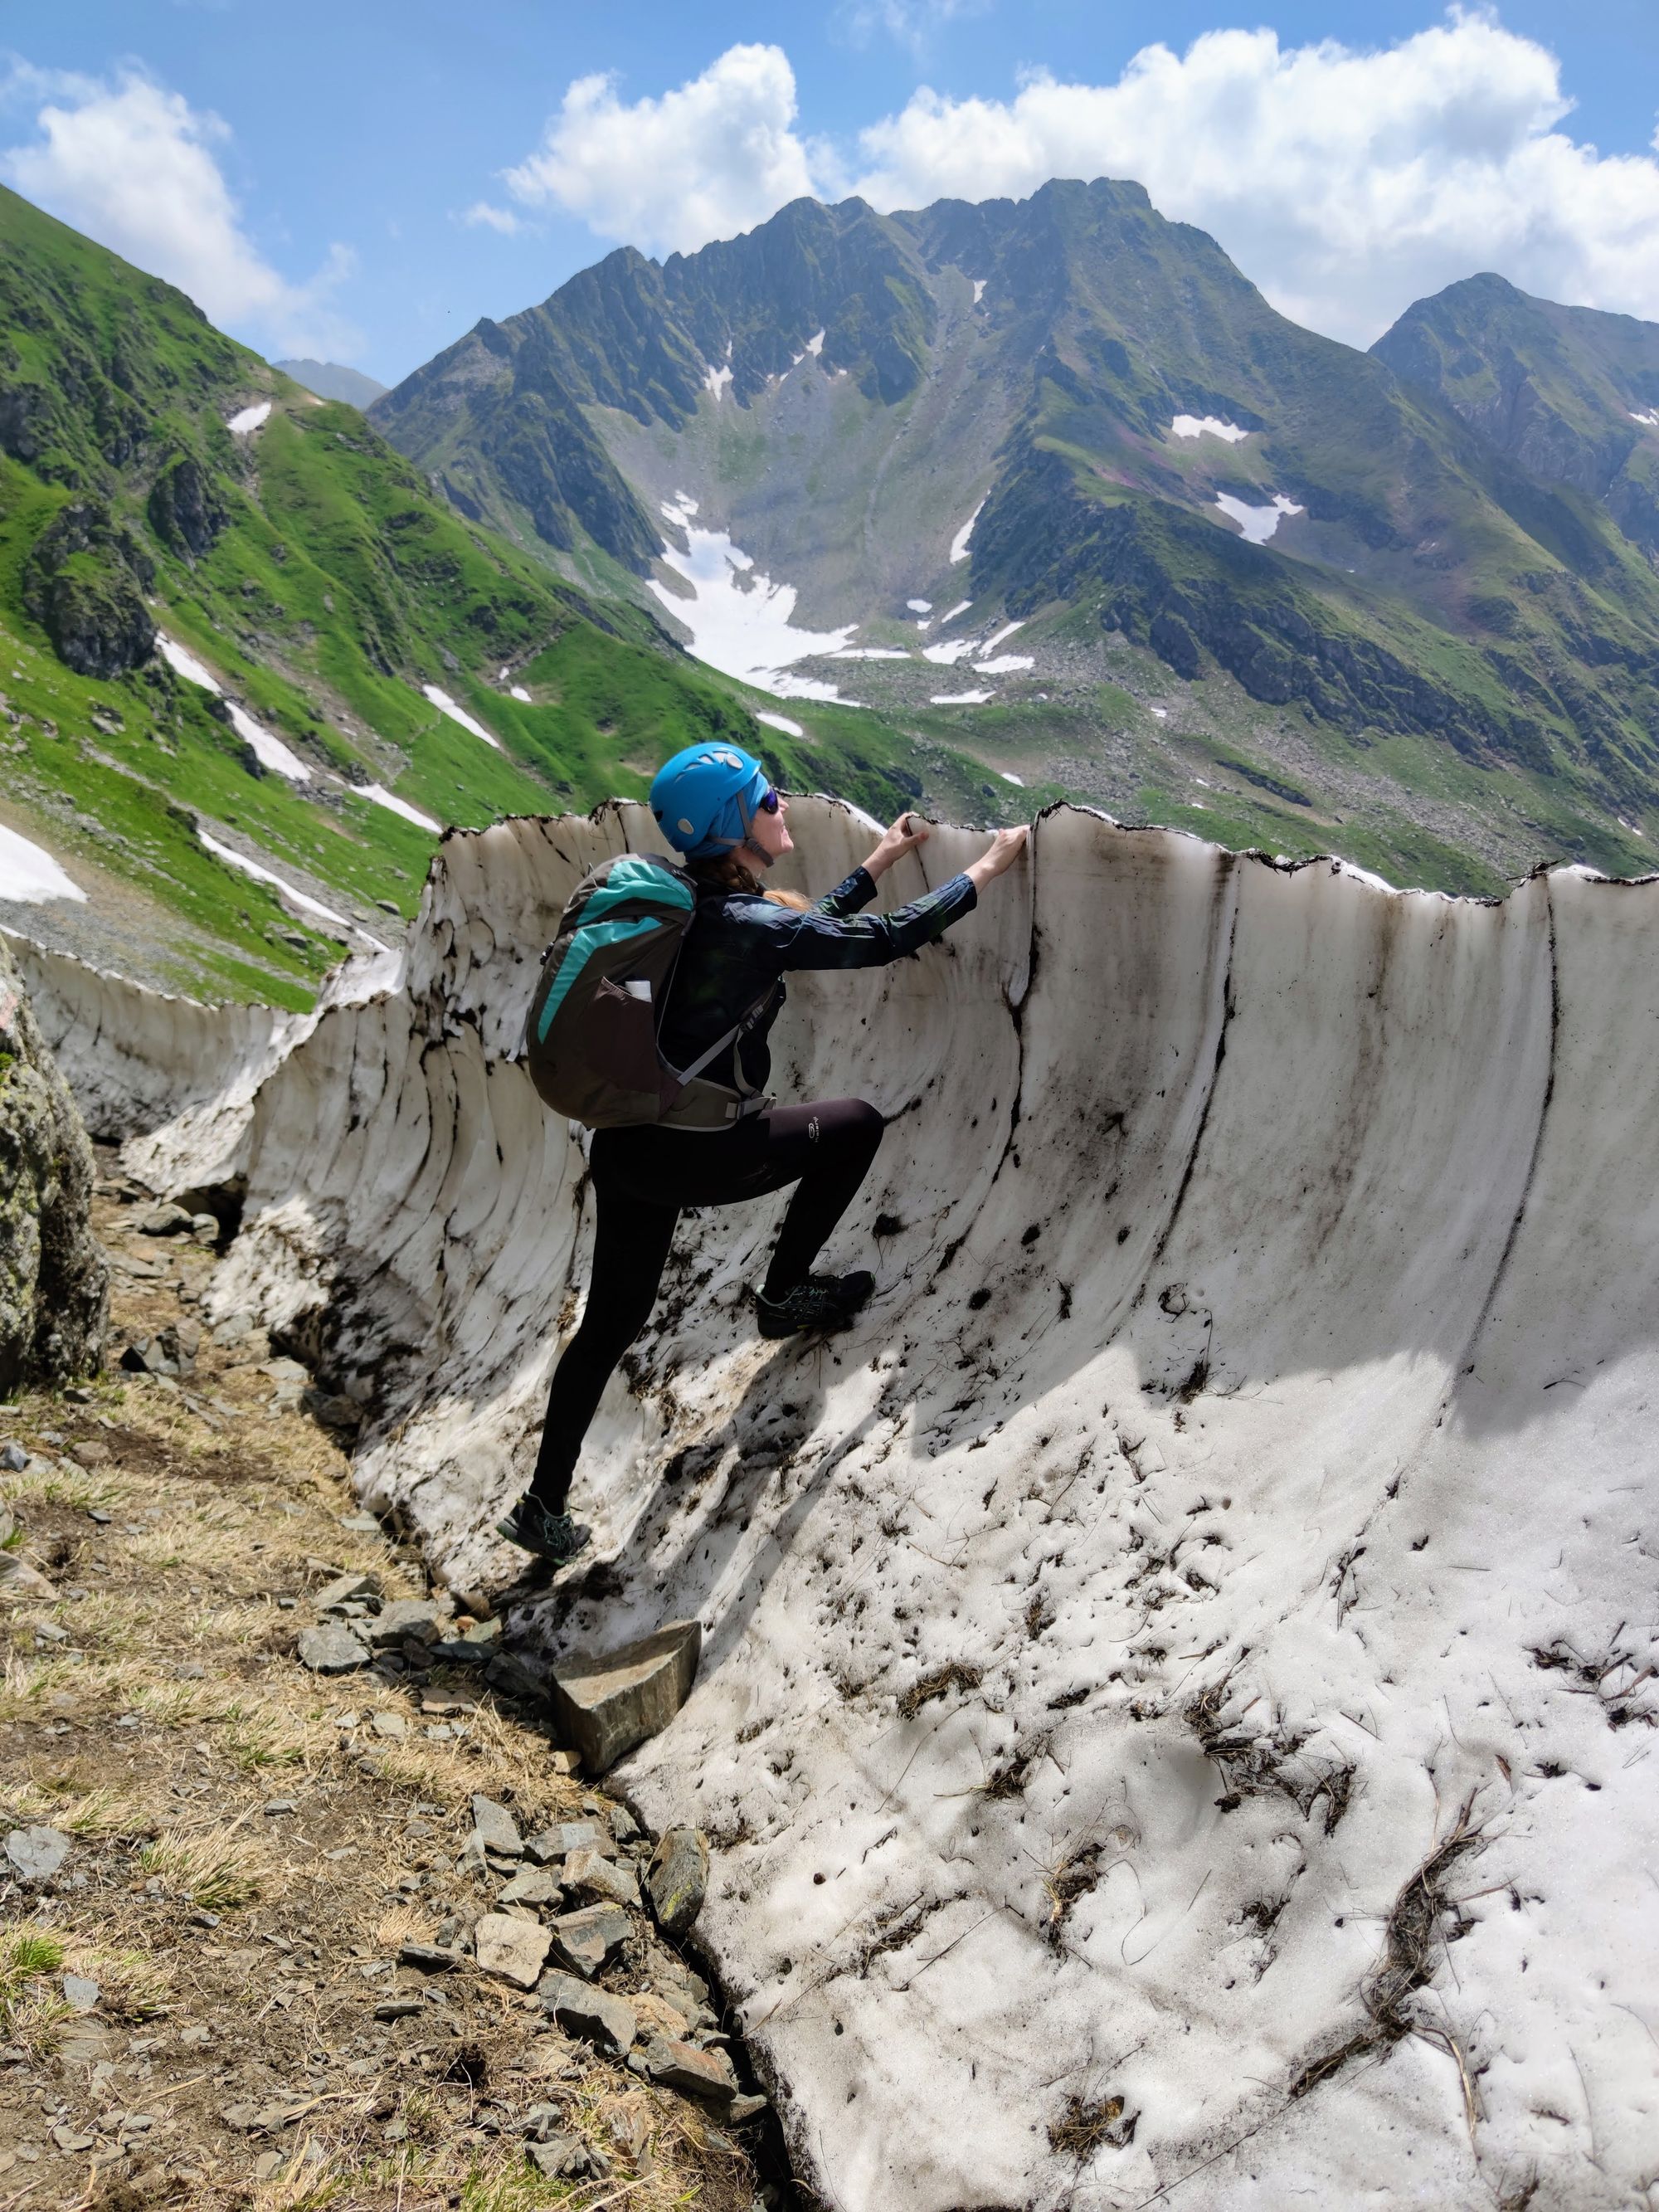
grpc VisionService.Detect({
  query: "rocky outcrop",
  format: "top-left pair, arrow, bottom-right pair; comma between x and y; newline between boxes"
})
147,451 -> 228,560
0,934 -> 106,1392
27,801 -> 1659,2211
21,498 -> 156,677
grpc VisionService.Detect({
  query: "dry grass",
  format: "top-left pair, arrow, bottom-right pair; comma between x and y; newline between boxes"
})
0,1167 -> 771,2211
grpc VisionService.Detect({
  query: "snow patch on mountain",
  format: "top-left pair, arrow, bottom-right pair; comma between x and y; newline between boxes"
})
226,401 -> 272,436
0,821 -> 86,904
421,685 -> 502,750
225,702 -> 312,785
949,499 -> 985,564
651,495 -> 859,700
353,784 -> 440,833
197,829 -> 379,947
756,710 -> 805,738
1170,413 -> 1251,441
1215,491 -> 1305,543
929,688 -> 992,704
975,654 -> 1034,675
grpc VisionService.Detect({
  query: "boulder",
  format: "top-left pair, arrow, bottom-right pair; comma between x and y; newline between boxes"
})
550,1619 -> 701,1772
645,1826 -> 710,1935
0,938 -> 107,1394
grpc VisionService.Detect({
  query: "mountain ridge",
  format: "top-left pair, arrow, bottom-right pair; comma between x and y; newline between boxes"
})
373,178 -> 1659,889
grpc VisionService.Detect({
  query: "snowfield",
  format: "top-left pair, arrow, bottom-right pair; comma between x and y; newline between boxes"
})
19,799 -> 1659,2212
0,821 -> 86,903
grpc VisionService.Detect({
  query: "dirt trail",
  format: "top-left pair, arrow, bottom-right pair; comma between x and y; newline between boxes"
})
0,1158 -> 774,2211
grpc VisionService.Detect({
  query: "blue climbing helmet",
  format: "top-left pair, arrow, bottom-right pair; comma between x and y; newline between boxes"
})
650,742 -> 769,858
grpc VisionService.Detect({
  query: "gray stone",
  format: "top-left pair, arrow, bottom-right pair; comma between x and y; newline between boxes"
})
297,1623 -> 371,1674
538,1970 -> 638,2054
4,1823 -> 70,1882
0,938 -> 107,1395
526,2135 -> 582,2178
472,1912 -> 551,1990
726,2093 -> 769,2124
563,1846 -> 640,1910
315,1570 -> 378,1611
211,1312 -> 254,1348
546,1903 -> 630,1980
496,1866 -> 562,1909
645,1825 -> 710,1935
469,1795 -> 523,1858
609,1803 -> 642,1845
61,1974 -> 99,2012
51,2123 -> 96,2153
397,1942 -> 464,1972
638,2033 -> 737,2105
190,1214 -> 220,1245
369,1711 -> 407,1740
338,1511 -> 382,1532
550,1618 -> 701,1772
373,1997 -> 422,2020
2,1440 -> 27,1473
136,1202 -> 194,1237
523,1819 -> 611,1865
367,1598 -> 447,1649
484,1651 -> 548,1702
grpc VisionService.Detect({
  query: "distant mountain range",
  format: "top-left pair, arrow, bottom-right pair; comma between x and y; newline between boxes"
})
271,358 -> 388,409
372,180 -> 1659,892
0,185 -> 973,997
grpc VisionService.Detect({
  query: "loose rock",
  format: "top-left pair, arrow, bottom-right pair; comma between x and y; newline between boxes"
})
563,1846 -> 640,1910
468,1795 -> 523,1858
472,1911 -> 552,1990
496,1866 -> 562,1909
546,1903 -> 630,1980
136,1202 -> 195,1237
551,1618 -> 702,1772
639,2033 -> 738,2106
314,1569 -> 379,1611
367,1597 -> 447,1648
4,1823 -> 71,1882
538,1970 -> 638,2055
297,1623 -> 371,1674
646,1826 -> 710,1935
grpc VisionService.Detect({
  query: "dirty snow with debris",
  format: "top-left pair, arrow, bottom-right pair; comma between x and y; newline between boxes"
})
651,495 -> 858,700
31,801 -> 1659,2212
1215,491 -> 1304,544
421,685 -> 502,750
928,689 -> 993,705
0,821 -> 86,903
1629,409 -> 1659,428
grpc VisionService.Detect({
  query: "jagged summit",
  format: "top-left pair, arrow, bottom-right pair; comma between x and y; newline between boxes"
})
372,178 -> 1659,893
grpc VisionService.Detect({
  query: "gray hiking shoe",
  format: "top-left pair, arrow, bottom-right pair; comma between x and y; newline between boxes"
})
754,1270 -> 875,1338
496,1494 -> 591,1566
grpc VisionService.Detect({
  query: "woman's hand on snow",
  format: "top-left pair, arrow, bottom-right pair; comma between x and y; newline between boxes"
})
864,811 -> 932,880
965,824 -> 1029,893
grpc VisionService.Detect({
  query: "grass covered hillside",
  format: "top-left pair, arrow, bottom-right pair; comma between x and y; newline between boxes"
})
0,186 -> 999,1005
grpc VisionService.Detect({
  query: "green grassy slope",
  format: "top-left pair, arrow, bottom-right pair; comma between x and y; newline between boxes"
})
1371,272 -> 1659,560
0,185 -> 1000,1002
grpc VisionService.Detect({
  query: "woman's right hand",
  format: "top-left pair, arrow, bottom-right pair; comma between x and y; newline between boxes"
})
965,825 -> 1029,892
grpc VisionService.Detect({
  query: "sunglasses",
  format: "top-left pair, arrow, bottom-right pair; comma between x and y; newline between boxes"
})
756,785 -> 781,815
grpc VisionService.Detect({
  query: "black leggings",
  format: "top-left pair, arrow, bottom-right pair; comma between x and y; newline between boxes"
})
530,1099 -> 885,1509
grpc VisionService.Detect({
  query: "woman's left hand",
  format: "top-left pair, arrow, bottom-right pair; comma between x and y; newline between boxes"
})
865,811 -> 931,879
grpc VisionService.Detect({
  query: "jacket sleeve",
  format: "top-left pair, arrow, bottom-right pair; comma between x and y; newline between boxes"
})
757,871 -> 978,972
815,866 -> 877,918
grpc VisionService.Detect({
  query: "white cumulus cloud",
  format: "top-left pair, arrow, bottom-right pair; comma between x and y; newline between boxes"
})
495,17 -> 1659,344
501,42 -> 818,259
461,200 -> 523,235
0,63 -> 359,357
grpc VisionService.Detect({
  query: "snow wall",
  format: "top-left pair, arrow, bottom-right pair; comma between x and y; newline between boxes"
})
22,798 -> 1659,2210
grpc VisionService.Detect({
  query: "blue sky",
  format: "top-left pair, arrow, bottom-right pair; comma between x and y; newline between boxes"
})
4,2 -> 1659,383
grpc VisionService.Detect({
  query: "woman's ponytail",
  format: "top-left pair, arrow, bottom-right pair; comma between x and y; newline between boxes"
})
690,853 -> 810,912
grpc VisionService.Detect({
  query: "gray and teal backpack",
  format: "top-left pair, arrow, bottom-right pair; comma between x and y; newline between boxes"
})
523,853 -> 776,1131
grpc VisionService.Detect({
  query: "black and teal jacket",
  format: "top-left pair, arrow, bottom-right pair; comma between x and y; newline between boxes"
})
658,864 -> 977,1094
